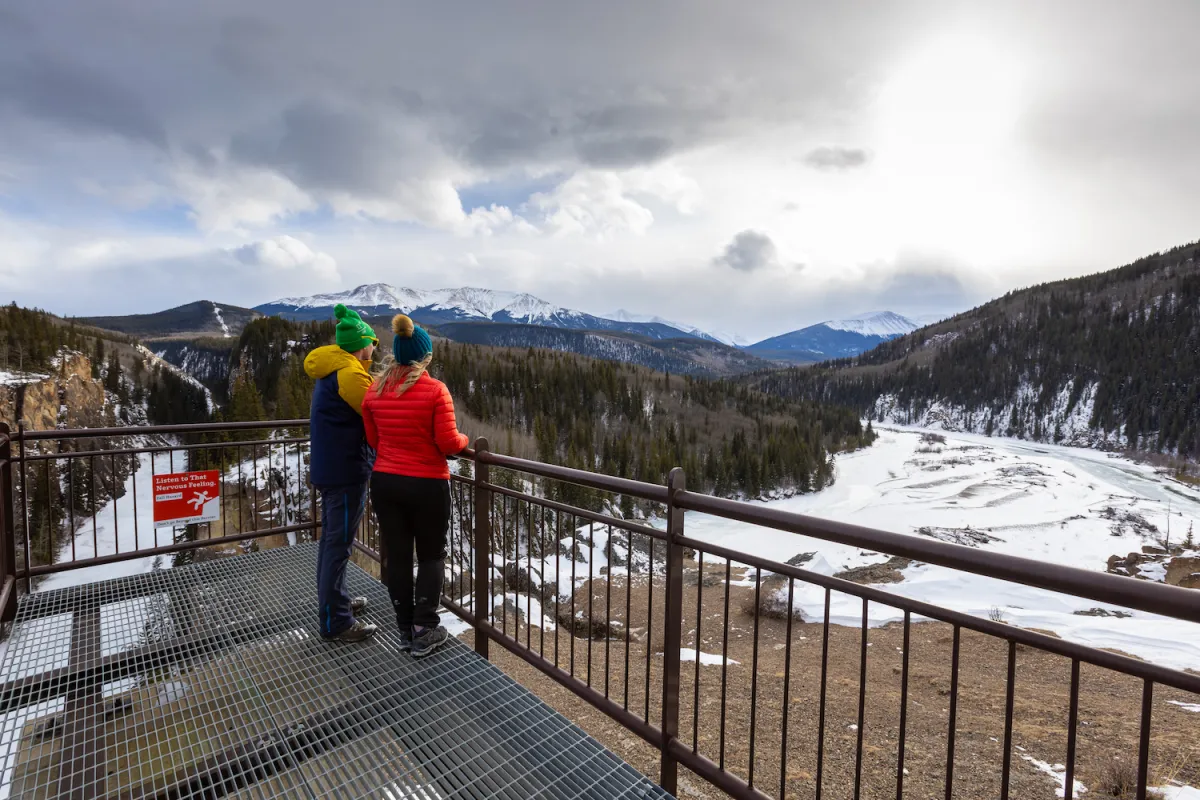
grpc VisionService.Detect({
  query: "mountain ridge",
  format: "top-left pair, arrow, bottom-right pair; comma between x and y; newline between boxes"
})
754,238 -> 1200,457
745,311 -> 919,364
256,283 -> 715,343
79,301 -> 260,341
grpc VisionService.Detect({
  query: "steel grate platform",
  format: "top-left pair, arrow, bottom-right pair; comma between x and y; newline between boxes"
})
0,544 -> 673,799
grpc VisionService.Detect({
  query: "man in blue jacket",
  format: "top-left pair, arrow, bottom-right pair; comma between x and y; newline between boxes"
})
304,304 -> 380,642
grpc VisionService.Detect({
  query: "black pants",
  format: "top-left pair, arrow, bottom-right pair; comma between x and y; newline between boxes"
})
371,472 -> 450,631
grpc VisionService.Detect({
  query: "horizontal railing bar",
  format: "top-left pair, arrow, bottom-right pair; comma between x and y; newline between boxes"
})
21,420 -> 309,441
20,437 -> 308,462
483,482 -> 667,540
677,490 -> 1200,625
24,521 -> 319,578
680,534 -> 1200,695
470,449 -> 669,503
667,739 -> 774,800
475,619 -> 663,748
352,540 -> 380,563
442,596 -> 478,627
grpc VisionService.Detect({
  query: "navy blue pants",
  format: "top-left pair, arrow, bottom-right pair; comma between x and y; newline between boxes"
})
316,482 -> 367,638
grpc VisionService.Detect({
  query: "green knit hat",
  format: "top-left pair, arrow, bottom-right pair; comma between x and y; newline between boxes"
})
334,304 -> 378,353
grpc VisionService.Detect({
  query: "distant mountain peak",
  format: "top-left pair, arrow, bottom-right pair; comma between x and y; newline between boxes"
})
821,311 -> 918,338
745,309 -> 919,363
258,286 -> 727,342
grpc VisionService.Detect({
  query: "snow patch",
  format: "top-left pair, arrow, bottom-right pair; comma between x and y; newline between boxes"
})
1168,700 -> 1200,713
872,378 -> 1126,450
212,305 -> 231,338
1020,754 -> 1086,799
678,648 -> 738,666
822,311 -> 917,338
0,370 -> 50,386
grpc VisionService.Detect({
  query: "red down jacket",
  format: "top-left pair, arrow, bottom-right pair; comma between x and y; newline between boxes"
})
362,372 -> 469,480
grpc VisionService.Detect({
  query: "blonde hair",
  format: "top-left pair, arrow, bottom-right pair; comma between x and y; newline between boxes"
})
373,314 -> 433,397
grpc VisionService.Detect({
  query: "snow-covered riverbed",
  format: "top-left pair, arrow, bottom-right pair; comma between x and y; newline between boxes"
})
684,426 -> 1200,670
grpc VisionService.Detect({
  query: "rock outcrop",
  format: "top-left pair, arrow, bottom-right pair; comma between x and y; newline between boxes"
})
1107,545 -> 1200,589
0,352 -> 107,431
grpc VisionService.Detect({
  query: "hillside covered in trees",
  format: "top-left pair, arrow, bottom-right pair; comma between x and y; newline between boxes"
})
756,239 -> 1200,457
200,316 -> 874,503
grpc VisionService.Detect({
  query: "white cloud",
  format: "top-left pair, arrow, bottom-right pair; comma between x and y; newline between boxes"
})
459,204 -> 539,238
173,163 -> 316,233
530,171 -> 654,238
231,234 -> 339,280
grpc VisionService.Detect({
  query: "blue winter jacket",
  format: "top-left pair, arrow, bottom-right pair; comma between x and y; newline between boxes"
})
304,345 -> 375,487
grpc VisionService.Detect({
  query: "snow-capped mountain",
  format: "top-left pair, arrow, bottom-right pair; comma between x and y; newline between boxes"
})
746,311 -> 919,364
823,311 -> 919,338
604,309 -> 746,346
269,285 -> 569,323
258,285 -> 711,342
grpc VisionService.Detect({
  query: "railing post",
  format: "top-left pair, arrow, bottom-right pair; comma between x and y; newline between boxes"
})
16,423 -> 30,587
0,423 -> 17,622
473,438 -> 491,659
660,467 -> 686,794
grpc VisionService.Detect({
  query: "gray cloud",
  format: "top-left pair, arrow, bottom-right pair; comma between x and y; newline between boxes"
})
1,0 -> 1199,328
803,146 -> 870,171
714,230 -> 778,272
0,0 -> 931,212
0,7 -> 34,39
574,135 -> 673,169
0,54 -> 167,147
229,102 -> 402,196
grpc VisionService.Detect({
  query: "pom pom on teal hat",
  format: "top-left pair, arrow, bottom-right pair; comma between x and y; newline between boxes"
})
391,314 -> 432,365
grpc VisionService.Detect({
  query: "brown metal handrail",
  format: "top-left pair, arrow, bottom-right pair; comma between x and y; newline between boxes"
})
0,423 -> 1197,800
1,420 -> 317,591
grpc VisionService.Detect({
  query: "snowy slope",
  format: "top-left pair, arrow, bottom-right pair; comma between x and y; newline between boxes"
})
259,284 -> 721,341
269,284 -> 572,321
682,426 -> 1200,669
823,311 -> 918,337
604,309 -> 739,345
135,345 -> 214,413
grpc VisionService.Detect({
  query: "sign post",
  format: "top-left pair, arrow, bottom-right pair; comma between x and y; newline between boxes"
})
153,470 -> 221,528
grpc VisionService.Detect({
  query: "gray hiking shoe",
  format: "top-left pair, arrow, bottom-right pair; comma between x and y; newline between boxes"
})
330,619 -> 378,643
351,596 -> 369,614
397,630 -> 413,651
410,626 -> 450,658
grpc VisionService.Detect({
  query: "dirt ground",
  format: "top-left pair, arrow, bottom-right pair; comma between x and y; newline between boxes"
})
455,557 -> 1200,800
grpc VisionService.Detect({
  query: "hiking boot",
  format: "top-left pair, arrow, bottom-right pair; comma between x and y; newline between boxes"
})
397,629 -> 413,652
410,626 -> 450,658
351,597 -> 369,614
329,620 -> 378,643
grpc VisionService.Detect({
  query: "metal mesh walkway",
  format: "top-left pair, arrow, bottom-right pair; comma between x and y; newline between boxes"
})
0,544 -> 673,799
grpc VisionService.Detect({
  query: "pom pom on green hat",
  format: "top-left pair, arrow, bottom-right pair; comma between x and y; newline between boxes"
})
334,304 -> 378,353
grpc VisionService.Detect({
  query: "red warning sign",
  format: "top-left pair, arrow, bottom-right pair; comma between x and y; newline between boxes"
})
153,470 -> 221,528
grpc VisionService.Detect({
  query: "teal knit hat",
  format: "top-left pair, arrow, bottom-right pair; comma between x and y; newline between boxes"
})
334,304 -> 378,353
391,314 -> 432,365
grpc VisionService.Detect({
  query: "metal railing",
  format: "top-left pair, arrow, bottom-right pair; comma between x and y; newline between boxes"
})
1,421 -> 1198,800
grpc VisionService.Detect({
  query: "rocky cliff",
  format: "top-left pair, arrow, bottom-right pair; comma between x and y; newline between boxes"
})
0,351 -> 108,431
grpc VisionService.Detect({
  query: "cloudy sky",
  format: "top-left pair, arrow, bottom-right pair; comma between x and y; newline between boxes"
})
2,1 -> 1198,340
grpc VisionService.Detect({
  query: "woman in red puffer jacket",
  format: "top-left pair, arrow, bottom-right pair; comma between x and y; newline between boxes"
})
362,314 -> 468,658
